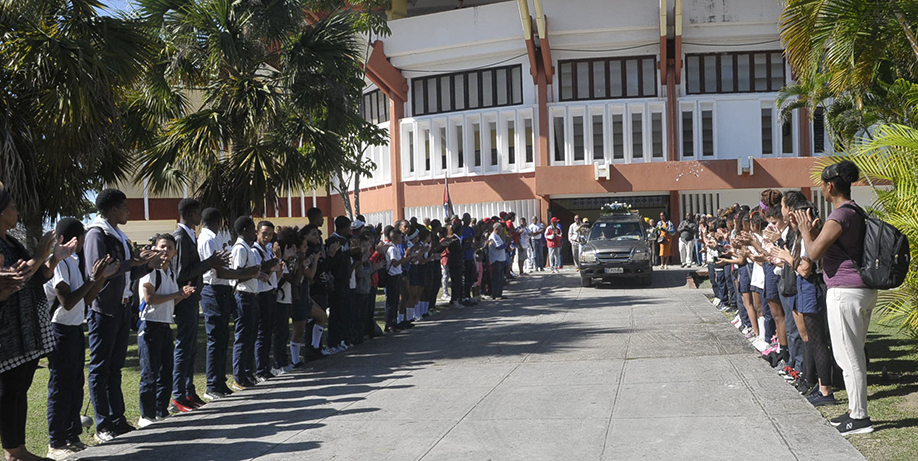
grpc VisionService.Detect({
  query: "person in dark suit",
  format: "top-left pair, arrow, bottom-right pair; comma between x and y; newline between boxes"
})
84,189 -> 161,442
171,199 -> 224,412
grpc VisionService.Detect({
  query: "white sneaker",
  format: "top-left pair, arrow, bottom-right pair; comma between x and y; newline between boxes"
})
283,364 -> 294,373
752,338 -> 770,352
137,417 -> 156,428
271,367 -> 285,376
47,444 -> 82,460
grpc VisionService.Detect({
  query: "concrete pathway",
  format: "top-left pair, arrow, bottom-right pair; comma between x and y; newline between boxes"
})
73,270 -> 865,461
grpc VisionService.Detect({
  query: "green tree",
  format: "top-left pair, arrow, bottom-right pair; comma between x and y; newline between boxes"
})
135,0 -> 387,222
0,0 -> 154,239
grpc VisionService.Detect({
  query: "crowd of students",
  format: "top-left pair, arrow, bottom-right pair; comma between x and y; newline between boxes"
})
0,183 -> 575,461
699,161 -> 878,436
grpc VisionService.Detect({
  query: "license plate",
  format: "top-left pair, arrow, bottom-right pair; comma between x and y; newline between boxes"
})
604,267 -> 624,274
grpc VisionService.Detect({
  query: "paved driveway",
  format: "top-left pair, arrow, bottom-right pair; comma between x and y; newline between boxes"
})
73,270 -> 864,461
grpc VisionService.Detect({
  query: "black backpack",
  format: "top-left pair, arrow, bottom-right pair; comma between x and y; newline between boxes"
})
839,204 -> 910,290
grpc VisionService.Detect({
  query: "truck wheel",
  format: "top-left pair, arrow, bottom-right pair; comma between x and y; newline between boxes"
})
581,276 -> 594,287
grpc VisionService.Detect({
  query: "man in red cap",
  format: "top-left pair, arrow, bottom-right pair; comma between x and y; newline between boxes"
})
545,217 -> 563,273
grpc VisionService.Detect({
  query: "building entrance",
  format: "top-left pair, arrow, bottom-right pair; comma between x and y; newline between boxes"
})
549,195 -> 671,225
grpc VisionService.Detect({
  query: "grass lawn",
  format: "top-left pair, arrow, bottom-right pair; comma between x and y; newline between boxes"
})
815,320 -> 918,461
708,288 -> 918,461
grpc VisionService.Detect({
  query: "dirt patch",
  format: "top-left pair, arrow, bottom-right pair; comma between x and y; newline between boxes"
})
898,389 -> 918,413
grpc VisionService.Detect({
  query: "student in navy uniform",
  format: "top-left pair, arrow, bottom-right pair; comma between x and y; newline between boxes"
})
197,208 -> 259,400
84,189 -> 161,442
44,218 -> 119,460
253,221 -> 281,382
230,217 -> 269,391
137,234 -> 195,427
324,216 -> 353,350
171,199 -> 226,412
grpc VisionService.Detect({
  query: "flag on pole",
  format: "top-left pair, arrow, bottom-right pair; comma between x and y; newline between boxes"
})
443,177 -> 455,221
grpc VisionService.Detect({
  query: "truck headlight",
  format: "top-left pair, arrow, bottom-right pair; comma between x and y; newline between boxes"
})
580,252 -> 597,263
632,250 -> 650,261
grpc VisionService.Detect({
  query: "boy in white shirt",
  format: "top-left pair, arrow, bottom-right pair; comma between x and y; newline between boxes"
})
230,217 -> 269,390
44,218 -> 119,459
137,234 -> 194,427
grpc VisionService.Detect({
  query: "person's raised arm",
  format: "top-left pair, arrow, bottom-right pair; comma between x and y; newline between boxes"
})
794,209 -> 840,262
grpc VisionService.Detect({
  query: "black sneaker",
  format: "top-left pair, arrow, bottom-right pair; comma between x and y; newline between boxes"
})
204,389 -> 230,400
806,392 -> 836,407
113,421 -> 136,435
837,417 -> 873,436
94,429 -> 117,443
830,411 -> 851,427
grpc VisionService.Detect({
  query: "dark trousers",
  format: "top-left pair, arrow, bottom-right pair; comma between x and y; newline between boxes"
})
172,298 -> 198,400
202,284 -> 234,392
255,291 -> 276,377
273,302 -> 291,369
233,292 -> 259,383
709,264 -> 723,301
327,289 -> 355,346
463,260 -> 476,299
531,239 -> 545,269
87,305 -> 130,432
723,265 -> 738,308
385,274 -> 402,328
0,359 -> 38,449
365,286 -> 378,336
138,321 -> 173,419
47,324 -> 85,447
490,261 -> 505,298
449,264 -> 463,303
354,292 -> 370,337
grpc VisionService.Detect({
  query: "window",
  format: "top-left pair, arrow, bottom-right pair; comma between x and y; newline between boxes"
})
411,65 -> 524,116
455,125 -> 465,168
524,119 -> 534,163
813,107 -> 825,153
489,122 -> 498,166
508,121 -> 516,165
422,128 -> 430,171
681,110 -> 694,157
472,123 -> 482,167
701,109 -> 714,157
439,126 -> 447,169
592,115 -> 604,160
686,51 -> 786,94
573,115 -> 585,161
553,116 -> 565,162
408,130 -> 415,173
631,112 -> 643,160
558,56 -> 657,101
782,119 -> 794,155
761,108 -> 773,155
612,114 -> 624,160
651,112 -> 664,159
361,89 -> 390,124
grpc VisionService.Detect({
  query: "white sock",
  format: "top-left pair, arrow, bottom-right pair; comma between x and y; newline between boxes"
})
758,317 -> 766,340
397,313 -> 405,323
289,343 -> 301,364
407,307 -> 416,321
311,325 -> 324,349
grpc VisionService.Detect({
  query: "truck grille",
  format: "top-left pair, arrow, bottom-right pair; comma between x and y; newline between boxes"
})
596,251 -> 631,263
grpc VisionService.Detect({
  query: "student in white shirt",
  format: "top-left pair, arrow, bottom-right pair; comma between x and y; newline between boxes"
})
137,234 -> 195,428
230,217 -> 268,390
253,221 -> 281,382
197,208 -> 258,400
44,218 -> 119,459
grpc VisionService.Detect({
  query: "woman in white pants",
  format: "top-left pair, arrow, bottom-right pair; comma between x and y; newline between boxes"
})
795,160 -> 876,436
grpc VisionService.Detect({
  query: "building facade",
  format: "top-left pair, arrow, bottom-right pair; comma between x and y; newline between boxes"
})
337,0 -> 875,225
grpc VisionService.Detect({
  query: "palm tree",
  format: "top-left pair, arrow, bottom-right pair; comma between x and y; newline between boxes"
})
0,0 -> 154,239
135,0 -> 388,222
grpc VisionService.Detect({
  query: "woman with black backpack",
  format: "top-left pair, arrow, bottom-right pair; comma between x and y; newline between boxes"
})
795,160 -> 876,436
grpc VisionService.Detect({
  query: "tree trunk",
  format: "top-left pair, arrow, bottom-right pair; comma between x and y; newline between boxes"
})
353,174 -> 361,217
23,213 -> 45,253
336,172 -> 353,220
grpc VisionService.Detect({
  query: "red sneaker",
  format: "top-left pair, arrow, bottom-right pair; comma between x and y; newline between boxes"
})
188,394 -> 207,408
169,398 -> 194,413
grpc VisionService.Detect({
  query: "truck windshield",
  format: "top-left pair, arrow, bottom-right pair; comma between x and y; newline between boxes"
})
588,222 -> 644,241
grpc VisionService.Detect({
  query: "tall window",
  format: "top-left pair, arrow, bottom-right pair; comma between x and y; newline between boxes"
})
559,56 -> 657,101
631,113 -> 643,160
612,114 -> 624,160
553,116 -> 565,162
592,115 -> 604,160
361,89 -> 389,124
472,123 -> 482,167
573,115 -> 585,161
439,127 -> 447,169
489,122 -> 498,166
686,51 -> 786,94
524,119 -> 534,163
681,110 -> 694,158
813,107 -> 826,153
455,125 -> 465,168
761,108 -> 773,155
701,109 -> 714,157
651,112 -> 664,159
411,65 -> 524,116
507,121 -> 516,165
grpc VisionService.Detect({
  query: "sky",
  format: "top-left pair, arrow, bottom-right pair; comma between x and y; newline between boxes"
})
101,0 -> 135,15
